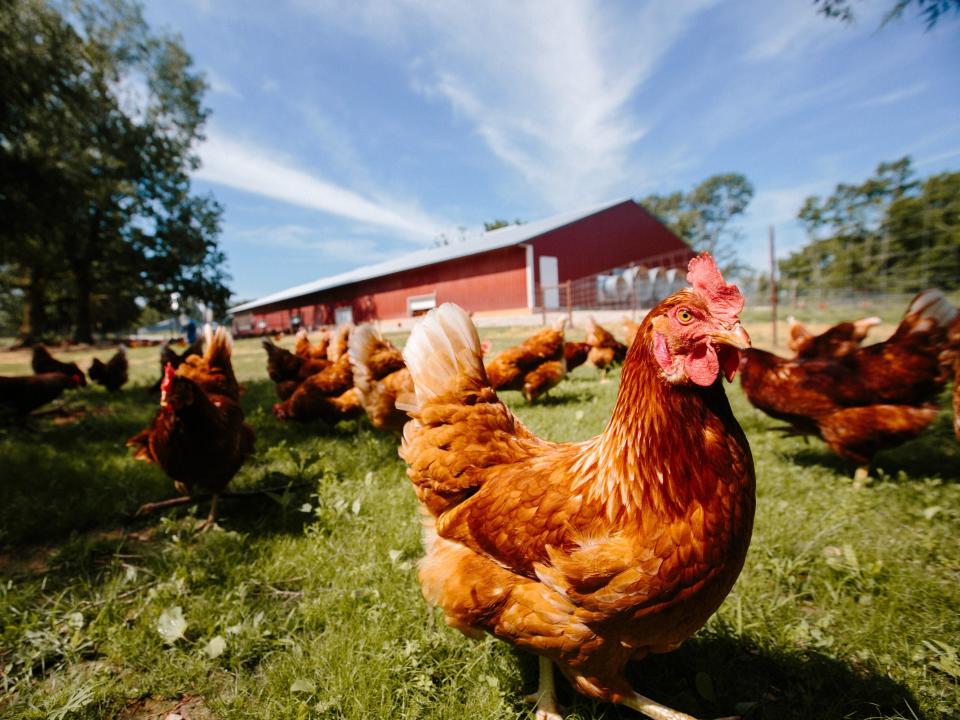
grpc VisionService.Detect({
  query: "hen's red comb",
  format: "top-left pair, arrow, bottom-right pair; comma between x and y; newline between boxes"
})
687,253 -> 743,324
160,362 -> 176,394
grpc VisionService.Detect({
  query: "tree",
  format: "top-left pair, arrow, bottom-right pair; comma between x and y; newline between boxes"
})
781,158 -> 960,293
0,0 -> 230,343
814,0 -> 960,28
640,173 -> 754,272
483,218 -> 524,231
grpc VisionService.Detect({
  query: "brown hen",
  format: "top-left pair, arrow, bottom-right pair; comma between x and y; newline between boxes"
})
32,345 -> 86,386
399,253 -> 754,720
0,372 -> 85,418
128,327 -> 254,528
89,347 -> 128,392
585,318 -> 628,381
741,290 -> 956,478
787,315 -> 881,358
273,352 -> 358,423
348,324 -> 413,432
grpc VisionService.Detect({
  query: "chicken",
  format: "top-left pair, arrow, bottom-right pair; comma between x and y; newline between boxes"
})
348,324 -> 414,432
949,315 -> 960,442
88,347 -> 128,392
521,360 -> 566,403
622,316 -> 642,349
273,352 -> 357,423
787,315 -> 881,358
262,337 -> 330,399
585,318 -> 628,381
0,373 -> 85,418
398,253 -> 754,720
32,345 -> 86,386
127,327 -> 254,529
295,328 -> 330,360
327,324 -> 351,362
149,338 -> 203,393
563,341 -> 591,373
741,290 -> 957,479
484,319 -> 566,393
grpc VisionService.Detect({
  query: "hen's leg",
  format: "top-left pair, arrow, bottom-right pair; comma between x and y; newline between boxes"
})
622,692 -> 738,720
524,656 -> 563,720
196,494 -> 218,531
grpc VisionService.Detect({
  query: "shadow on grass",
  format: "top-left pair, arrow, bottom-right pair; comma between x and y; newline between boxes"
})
784,413 -> 960,483
514,635 -> 921,719
0,378 -> 382,549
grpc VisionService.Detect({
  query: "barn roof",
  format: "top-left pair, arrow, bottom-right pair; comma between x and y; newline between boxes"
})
229,197 -> 634,314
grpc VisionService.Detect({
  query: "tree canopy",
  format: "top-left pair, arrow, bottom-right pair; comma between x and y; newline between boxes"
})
780,157 -> 960,293
0,0 -> 229,343
814,0 -> 960,29
639,173 -> 755,272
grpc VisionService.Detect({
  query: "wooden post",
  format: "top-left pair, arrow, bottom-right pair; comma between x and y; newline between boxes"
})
565,281 -> 573,326
769,226 -> 777,348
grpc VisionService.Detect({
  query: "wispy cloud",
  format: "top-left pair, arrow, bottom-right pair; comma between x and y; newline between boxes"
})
195,129 -> 449,241
204,67 -> 242,99
741,1 -> 884,62
234,224 -> 381,259
403,0 -> 715,210
859,81 -> 928,107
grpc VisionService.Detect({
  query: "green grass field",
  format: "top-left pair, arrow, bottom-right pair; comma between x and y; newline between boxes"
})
1,329 -> 958,719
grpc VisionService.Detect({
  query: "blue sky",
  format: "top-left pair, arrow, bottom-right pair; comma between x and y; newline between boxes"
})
139,0 -> 960,303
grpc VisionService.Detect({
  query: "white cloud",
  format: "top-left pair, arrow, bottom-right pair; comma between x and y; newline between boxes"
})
741,1 -> 884,63
403,0 -> 715,210
195,129 -> 449,241
859,81 -> 928,107
204,67 -> 242,99
234,224 -> 382,259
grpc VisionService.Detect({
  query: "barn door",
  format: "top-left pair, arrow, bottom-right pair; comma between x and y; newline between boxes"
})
539,256 -> 559,309
334,306 -> 354,325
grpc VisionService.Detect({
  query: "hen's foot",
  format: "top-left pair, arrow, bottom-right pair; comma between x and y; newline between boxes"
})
623,692 -> 739,720
195,495 -> 219,532
525,656 -> 564,720
853,465 -> 870,487
134,495 -> 194,516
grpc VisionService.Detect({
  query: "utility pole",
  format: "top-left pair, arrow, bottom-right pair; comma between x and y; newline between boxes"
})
769,225 -> 777,348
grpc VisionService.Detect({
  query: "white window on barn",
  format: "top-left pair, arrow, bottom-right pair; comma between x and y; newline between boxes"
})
334,306 -> 354,325
407,293 -> 437,317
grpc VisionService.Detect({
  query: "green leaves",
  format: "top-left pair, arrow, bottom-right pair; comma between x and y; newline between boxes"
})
156,605 -> 187,644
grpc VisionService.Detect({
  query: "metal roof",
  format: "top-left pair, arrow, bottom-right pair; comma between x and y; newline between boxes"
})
229,197 -> 634,314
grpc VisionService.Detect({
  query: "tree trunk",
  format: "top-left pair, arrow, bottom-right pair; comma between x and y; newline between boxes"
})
18,267 -> 47,345
71,210 -> 99,344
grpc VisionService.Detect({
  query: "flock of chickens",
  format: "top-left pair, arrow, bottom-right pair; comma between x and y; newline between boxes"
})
2,252 -> 958,720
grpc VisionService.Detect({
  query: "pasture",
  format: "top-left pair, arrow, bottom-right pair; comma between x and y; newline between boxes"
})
0,325 -> 958,720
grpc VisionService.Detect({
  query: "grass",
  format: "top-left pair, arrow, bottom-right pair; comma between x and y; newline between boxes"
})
0,326 -> 958,719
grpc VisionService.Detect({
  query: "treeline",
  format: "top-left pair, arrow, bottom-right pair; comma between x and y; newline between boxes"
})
780,157 -> 960,293
0,0 -> 230,343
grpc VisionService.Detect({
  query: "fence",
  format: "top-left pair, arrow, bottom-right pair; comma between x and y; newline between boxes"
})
535,244 -> 959,324
534,248 -> 694,321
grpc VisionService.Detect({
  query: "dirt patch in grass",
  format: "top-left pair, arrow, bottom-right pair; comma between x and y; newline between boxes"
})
119,695 -> 216,720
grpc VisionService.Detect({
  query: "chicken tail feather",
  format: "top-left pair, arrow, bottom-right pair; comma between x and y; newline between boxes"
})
348,324 -> 380,401
402,303 -> 486,409
202,326 -> 233,371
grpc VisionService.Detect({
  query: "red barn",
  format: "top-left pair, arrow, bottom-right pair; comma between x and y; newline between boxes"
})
230,198 -> 690,333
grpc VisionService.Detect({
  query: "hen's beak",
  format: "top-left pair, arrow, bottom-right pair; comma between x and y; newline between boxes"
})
710,322 -> 751,350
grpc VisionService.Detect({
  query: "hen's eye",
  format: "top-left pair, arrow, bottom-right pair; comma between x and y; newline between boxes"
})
677,309 -> 693,324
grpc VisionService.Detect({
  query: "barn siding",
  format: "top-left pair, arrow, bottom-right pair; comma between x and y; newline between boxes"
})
235,201 -> 690,333
245,246 -> 527,331
530,201 -> 689,285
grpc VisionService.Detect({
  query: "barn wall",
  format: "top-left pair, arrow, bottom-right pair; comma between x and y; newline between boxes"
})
530,201 -> 690,284
246,246 -> 527,330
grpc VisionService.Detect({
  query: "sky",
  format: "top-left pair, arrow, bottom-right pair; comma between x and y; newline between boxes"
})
139,0 -> 960,304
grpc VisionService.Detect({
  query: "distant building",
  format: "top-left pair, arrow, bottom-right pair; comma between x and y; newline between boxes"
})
229,198 -> 690,333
